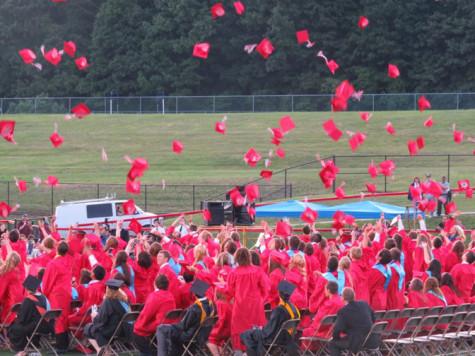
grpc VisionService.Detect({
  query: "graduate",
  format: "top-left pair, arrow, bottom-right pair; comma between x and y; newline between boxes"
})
301,281 -> 344,351
156,250 -> 182,302
405,278 -> 427,308
387,248 -> 406,310
423,277 -> 447,307
8,275 -> 53,356
133,275 -> 176,356
450,251 -> 475,302
348,247 -> 369,303
156,279 -> 215,356
440,273 -> 464,305
368,249 -> 392,311
323,256 -> 349,296
84,279 -> 132,353
41,241 -> 72,351
0,251 -> 24,325
241,280 -> 301,356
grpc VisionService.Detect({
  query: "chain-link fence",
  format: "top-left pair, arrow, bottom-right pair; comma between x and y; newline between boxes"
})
2,93 -> 475,114
2,154 -> 473,217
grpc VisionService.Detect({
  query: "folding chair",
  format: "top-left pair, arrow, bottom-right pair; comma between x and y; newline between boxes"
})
382,316 -> 422,356
262,318 -> 300,356
68,307 -> 92,351
427,314 -> 454,354
386,308 -> 414,335
411,315 -> 440,356
150,309 -> 186,349
373,310 -> 386,321
353,321 -> 388,356
131,303 -> 144,312
442,311 -> 468,354
98,311 -> 139,356
426,306 -> 443,316
24,309 -> 62,356
454,303 -> 470,313
453,311 -> 475,353
299,314 -> 337,356
382,309 -> 400,332
0,303 -> 22,351
443,305 -> 457,315
412,307 -> 429,317
181,315 -> 218,356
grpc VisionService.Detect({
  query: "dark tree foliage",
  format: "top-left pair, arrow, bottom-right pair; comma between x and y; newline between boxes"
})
0,0 -> 474,97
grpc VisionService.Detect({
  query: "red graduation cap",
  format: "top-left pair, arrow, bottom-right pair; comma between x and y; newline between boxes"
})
418,199 -> 436,213
0,120 -> 16,144
233,1 -> 245,15
358,16 -> 369,29
128,218 -> 142,234
71,103 -> 91,119
457,179 -> 471,190
172,140 -> 184,154
368,160 -> 378,178
269,127 -> 284,141
359,112 -> 371,123
229,187 -> 245,206
275,147 -> 285,159
46,175 -> 59,187
407,140 -> 418,156
331,96 -> 348,112
211,3 -> 225,19
245,184 -> 260,202
322,118 -> 342,141
50,131 -> 64,148
271,136 -> 281,146
275,220 -> 292,237
410,185 -> 422,202
243,148 -> 261,167
127,157 -> 149,181
18,49 -> 36,64
379,160 -> 396,177
260,170 -> 273,180
15,179 -> 28,193
319,160 -> 340,189
421,180 -> 442,198
325,60 -> 339,75
424,116 -> 433,128
348,131 -> 366,152
202,209 -> 211,222
335,186 -> 345,199
385,122 -> 396,135
335,80 -> 355,100
279,115 -> 295,133
445,201 -> 457,215
75,57 -> 89,71
344,214 -> 355,226
43,47 -> 62,66
215,120 -> 226,134
0,202 -> 13,218
416,136 -> 425,150
417,96 -> 431,112
247,205 -> 256,220
453,129 -> 464,144
256,38 -> 274,59
296,30 -> 310,45
126,178 -> 141,194
365,182 -> 377,193
301,206 -> 318,224
465,188 -> 473,198
193,43 -> 211,59
123,199 -> 136,215
387,64 -> 400,79
63,41 -> 76,58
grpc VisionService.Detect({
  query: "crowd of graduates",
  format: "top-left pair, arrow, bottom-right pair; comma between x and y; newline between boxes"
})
0,212 -> 474,356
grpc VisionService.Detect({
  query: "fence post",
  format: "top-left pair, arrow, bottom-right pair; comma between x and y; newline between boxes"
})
139,97 -> 142,114
332,155 -> 336,193
96,184 -> 100,198
34,98 -> 37,114
413,94 -> 417,111
291,95 -> 294,112
144,184 -> 148,211
252,96 -> 255,112
284,169 -> 288,198
456,93 -> 460,110
372,94 -> 375,112
7,181 -> 10,205
175,97 -> 178,114
290,184 -> 293,198
213,96 -> 216,113
51,186 -> 54,215
192,185 -> 196,211
447,155 -> 451,182
384,155 -> 388,192
0,98 -> 3,114
68,97 -> 72,113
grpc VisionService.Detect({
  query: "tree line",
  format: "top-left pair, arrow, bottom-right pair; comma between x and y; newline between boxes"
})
1,0 -> 474,98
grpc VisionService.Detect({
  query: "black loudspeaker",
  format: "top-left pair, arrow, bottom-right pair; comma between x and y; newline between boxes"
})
201,201 -> 234,226
234,202 -> 255,226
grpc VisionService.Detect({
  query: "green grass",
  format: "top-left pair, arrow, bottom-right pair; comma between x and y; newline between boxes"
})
0,110 -> 474,216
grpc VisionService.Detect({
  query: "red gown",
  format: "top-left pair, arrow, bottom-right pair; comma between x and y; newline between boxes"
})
425,292 -> 446,307
42,255 -> 73,334
132,262 -> 153,304
387,263 -> 405,310
440,285 -> 464,306
308,273 -> 328,314
227,265 -> 267,350
157,263 -> 181,303
368,266 -> 390,311
267,269 -> 285,309
349,260 -> 370,303
175,282 -> 194,310
133,289 -> 176,337
68,280 -> 106,326
451,263 -> 475,302
0,267 -> 24,324
285,268 -> 308,310
406,291 -> 427,308
444,252 -> 461,273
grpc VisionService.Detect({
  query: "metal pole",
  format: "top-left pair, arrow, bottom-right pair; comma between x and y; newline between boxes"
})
384,155 -> 388,192
213,96 -> 216,113
414,94 -> 417,111
7,181 -> 10,205
68,97 -> 71,113
162,98 -> 165,115
139,97 -> 142,114
252,96 -> 255,113
456,93 -> 460,110
109,98 -> 113,115
284,169 -> 288,198
145,185 -> 148,211
291,95 -> 294,112
332,155 -> 337,192
51,186 -> 54,215
34,98 -> 37,113
447,155 -> 451,182
175,97 -> 178,114
372,94 -> 375,112
192,185 -> 196,211
97,184 -> 100,198
290,184 -> 293,198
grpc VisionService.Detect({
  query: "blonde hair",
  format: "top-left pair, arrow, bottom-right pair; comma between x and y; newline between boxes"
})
193,244 -> 207,262
350,247 -> 362,260
289,254 -> 307,279
423,277 -> 443,297
339,256 -> 351,270
0,251 -> 20,275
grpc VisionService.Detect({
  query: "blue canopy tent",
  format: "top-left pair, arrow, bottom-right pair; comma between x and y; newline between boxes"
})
255,200 -> 335,219
328,201 -> 413,219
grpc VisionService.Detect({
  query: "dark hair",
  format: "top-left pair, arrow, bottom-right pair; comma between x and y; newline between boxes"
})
114,251 -> 132,286
393,234 -> 403,250
9,229 -> 19,243
274,238 -> 285,251
230,231 -> 240,242
138,251 -> 152,269
440,272 -> 460,296
226,241 -> 237,255
390,248 -> 401,263
342,287 -> 355,302
57,241 -> 69,256
158,250 -> 170,261
289,236 -> 300,250
326,281 -> 339,295
250,250 -> 261,266
235,248 -> 251,266
428,259 -> 442,282
410,278 -> 423,292
302,225 -> 311,235
189,224 -> 198,232
310,233 -> 322,243
155,274 -> 169,290
149,242 -> 162,257
79,269 -> 92,285
378,249 -> 392,265
327,256 -> 338,273
384,238 -> 396,250
452,241 -> 465,258
183,271 -> 194,283
433,237 -> 442,249
92,265 -> 106,281
466,251 -> 475,264
304,243 -> 314,256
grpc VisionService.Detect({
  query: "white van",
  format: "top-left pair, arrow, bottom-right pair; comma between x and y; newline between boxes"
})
55,197 -> 155,231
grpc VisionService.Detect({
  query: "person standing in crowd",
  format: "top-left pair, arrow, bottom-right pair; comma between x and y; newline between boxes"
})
437,176 -> 451,216
368,249 -> 392,311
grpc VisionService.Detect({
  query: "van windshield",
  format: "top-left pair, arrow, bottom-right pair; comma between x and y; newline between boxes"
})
86,203 -> 113,219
